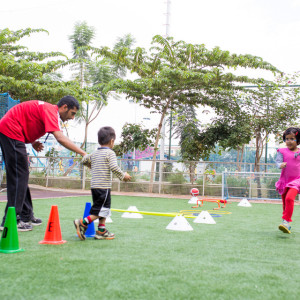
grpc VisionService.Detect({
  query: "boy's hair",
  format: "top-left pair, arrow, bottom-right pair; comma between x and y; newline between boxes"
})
57,96 -> 79,110
98,126 -> 116,145
283,127 -> 300,145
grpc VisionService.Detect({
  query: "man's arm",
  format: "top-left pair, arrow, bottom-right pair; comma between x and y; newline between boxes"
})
52,131 -> 87,156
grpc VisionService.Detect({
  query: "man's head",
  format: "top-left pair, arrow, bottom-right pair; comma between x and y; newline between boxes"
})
57,96 -> 80,122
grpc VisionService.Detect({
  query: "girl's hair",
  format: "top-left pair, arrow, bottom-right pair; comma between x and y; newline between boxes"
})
283,127 -> 300,145
98,126 -> 116,145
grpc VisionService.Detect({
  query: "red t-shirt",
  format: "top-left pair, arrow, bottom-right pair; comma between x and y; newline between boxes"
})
0,100 -> 61,143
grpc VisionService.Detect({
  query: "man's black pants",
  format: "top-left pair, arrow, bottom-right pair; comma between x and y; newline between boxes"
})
0,132 -> 33,223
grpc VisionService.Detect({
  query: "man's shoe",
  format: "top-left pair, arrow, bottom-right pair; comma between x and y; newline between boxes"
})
17,220 -> 32,232
74,219 -> 87,240
279,220 -> 291,234
30,216 -> 42,226
94,229 -> 115,240
23,216 -> 42,226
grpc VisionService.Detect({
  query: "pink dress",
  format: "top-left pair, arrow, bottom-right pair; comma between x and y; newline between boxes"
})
275,148 -> 300,195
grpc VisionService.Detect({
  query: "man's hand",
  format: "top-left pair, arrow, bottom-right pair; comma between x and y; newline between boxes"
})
32,141 -> 44,152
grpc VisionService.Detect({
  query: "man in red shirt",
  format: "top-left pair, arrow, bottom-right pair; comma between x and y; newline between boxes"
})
0,96 -> 87,231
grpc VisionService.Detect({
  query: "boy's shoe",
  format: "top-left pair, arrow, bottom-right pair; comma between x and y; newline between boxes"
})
23,216 -> 42,226
74,219 -> 87,240
17,220 -> 33,232
279,220 -> 291,234
94,229 -> 115,240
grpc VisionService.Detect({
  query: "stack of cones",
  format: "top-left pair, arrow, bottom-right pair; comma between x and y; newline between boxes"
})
0,207 -> 24,254
39,205 -> 66,244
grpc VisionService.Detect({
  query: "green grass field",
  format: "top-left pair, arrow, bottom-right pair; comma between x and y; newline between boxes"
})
0,195 -> 300,300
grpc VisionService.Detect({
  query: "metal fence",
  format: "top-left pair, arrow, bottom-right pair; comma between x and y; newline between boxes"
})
222,171 -> 282,201
0,93 -> 20,119
0,155 -> 282,200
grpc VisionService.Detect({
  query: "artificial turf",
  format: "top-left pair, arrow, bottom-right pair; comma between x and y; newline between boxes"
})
0,195 -> 300,300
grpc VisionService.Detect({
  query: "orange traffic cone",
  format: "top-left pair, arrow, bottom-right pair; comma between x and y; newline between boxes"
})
39,205 -> 66,244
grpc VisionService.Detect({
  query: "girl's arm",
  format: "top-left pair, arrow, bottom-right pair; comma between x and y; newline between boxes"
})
275,151 -> 285,169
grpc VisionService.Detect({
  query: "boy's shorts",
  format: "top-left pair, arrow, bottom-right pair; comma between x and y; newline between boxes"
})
90,188 -> 111,218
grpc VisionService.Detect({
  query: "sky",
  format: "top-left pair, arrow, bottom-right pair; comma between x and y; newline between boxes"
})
1,0 -> 300,145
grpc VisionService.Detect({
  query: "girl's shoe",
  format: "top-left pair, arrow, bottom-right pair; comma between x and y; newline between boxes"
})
278,220 -> 291,234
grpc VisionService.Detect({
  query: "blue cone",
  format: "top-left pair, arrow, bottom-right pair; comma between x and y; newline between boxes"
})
83,202 -> 95,238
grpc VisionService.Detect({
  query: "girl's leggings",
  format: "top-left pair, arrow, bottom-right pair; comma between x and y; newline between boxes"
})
281,188 -> 298,222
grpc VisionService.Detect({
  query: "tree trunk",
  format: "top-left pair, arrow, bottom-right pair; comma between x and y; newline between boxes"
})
239,145 -> 245,172
189,162 -> 196,184
149,96 -> 173,193
236,146 -> 245,172
63,161 -> 77,176
149,112 -> 165,193
236,148 -> 240,172
254,130 -> 266,198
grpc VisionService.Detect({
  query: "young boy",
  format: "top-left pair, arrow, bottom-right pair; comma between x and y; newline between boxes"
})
74,126 -> 131,240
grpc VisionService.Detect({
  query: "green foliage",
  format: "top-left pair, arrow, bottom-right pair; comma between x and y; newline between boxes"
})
102,35 -> 281,184
45,148 -> 59,158
114,123 -> 157,156
0,28 -> 90,102
68,23 -> 136,149
265,176 -> 280,199
167,169 -> 187,184
226,176 -> 248,187
45,148 -> 60,176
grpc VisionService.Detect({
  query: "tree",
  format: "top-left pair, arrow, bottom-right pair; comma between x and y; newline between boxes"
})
195,108 -> 252,172
113,123 -> 157,157
0,28 -> 90,102
104,35 -> 281,192
238,73 -> 300,173
171,104 -> 202,183
68,21 -> 105,150
69,21 -> 95,87
68,22 -> 135,149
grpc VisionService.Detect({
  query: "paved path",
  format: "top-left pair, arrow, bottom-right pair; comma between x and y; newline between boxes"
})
0,184 -> 91,202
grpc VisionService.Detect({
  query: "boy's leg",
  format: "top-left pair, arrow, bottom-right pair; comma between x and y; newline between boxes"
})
74,214 -> 99,240
74,188 -> 106,240
93,189 -> 115,240
73,218 -> 88,240
95,217 -> 115,240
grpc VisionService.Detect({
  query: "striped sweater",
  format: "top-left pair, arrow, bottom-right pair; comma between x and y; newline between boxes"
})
82,147 -> 125,189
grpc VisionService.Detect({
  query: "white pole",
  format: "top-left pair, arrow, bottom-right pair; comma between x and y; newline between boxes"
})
159,0 -> 171,191
222,171 -> 224,200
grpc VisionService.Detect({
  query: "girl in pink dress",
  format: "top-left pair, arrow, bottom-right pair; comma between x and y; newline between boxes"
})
275,127 -> 300,234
